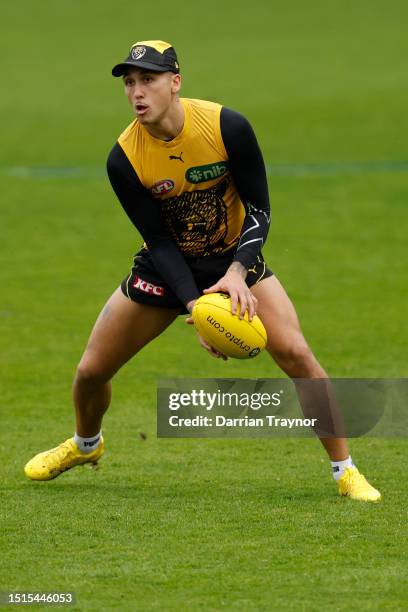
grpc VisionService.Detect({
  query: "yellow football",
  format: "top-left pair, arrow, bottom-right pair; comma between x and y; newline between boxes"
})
192,293 -> 267,359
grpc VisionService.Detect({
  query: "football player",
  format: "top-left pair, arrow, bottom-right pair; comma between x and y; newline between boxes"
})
24,41 -> 380,501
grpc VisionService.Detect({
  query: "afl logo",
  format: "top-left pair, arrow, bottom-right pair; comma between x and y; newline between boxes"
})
131,46 -> 146,60
151,179 -> 175,196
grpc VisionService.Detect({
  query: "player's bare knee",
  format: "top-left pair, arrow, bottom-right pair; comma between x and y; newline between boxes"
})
272,341 -> 318,377
74,359 -> 111,389
293,344 -> 318,375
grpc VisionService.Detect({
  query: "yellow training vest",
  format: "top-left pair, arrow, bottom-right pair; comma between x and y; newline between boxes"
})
117,98 -> 246,258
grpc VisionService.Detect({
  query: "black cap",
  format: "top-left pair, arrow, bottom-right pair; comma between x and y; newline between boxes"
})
112,40 -> 180,77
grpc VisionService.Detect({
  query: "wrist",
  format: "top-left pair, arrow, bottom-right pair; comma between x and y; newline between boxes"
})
186,299 -> 196,314
227,261 -> 247,279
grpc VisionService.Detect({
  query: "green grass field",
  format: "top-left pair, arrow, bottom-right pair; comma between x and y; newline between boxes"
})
1,1 -> 408,610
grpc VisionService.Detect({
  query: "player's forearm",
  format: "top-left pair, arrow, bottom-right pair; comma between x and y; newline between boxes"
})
148,241 -> 201,306
233,205 -> 270,269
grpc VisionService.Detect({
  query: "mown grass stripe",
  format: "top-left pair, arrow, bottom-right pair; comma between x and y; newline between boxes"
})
1,160 -> 408,180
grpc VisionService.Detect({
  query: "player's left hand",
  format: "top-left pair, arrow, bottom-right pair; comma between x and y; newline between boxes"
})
185,305 -> 228,360
203,266 -> 258,320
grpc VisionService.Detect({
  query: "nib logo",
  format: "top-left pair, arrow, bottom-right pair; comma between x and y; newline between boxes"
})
186,162 -> 228,184
188,169 -> 203,182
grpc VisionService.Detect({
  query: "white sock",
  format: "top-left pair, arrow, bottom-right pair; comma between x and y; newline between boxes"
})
73,431 -> 102,454
331,456 -> 354,481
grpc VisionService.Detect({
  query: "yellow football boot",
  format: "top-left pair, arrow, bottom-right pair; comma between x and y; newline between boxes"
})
338,467 -> 381,502
24,437 -> 104,481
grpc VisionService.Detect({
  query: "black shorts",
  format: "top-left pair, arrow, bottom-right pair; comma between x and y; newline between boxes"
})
121,248 -> 273,312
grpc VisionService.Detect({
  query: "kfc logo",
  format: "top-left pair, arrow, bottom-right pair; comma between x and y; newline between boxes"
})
133,275 -> 165,296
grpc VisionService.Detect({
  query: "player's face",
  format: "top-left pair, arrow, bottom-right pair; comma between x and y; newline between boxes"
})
123,69 -> 181,125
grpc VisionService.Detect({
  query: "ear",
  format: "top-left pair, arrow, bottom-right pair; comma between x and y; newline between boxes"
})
171,73 -> 181,94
